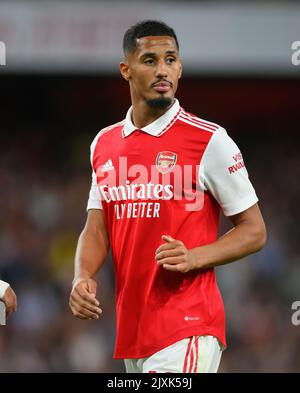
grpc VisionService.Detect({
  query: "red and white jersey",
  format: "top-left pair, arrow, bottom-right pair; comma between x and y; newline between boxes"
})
87,99 -> 258,359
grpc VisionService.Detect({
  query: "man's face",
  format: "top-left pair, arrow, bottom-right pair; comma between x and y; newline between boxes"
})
120,36 -> 182,109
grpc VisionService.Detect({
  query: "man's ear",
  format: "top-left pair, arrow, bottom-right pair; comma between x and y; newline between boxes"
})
178,59 -> 183,79
120,61 -> 131,81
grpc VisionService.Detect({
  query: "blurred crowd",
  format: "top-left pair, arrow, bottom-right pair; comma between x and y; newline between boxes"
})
0,130 -> 121,372
0,78 -> 300,372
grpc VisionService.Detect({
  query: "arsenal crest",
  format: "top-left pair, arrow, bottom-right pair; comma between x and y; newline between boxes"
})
156,151 -> 177,174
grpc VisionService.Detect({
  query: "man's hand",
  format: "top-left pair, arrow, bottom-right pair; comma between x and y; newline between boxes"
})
155,235 -> 197,273
3,286 -> 17,319
69,278 -> 102,320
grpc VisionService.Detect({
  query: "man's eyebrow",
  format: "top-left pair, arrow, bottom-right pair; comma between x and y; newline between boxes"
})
140,50 -> 178,58
140,52 -> 156,58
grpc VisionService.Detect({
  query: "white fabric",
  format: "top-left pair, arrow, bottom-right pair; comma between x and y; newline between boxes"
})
124,335 -> 223,373
123,99 -> 180,137
87,126 -> 105,211
199,127 -> 258,216
87,170 -> 102,210
0,280 -> 9,300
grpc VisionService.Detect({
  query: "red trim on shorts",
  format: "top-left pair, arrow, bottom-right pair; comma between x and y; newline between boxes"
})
183,337 -> 193,373
193,336 -> 199,373
188,339 -> 195,373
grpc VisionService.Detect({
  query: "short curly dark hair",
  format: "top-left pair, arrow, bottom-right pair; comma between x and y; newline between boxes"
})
123,20 -> 179,55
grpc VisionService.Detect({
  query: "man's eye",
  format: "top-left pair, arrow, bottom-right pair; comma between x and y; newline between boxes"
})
144,59 -> 154,64
166,58 -> 176,63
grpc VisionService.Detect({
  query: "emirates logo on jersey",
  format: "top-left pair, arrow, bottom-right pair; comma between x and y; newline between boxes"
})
156,151 -> 177,174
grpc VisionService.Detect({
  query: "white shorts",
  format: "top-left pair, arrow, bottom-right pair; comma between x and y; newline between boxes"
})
124,335 -> 223,373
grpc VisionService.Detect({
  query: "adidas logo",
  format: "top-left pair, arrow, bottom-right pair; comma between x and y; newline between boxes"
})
100,159 -> 114,172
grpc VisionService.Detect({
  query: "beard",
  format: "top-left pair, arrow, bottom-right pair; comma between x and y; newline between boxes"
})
146,96 -> 172,110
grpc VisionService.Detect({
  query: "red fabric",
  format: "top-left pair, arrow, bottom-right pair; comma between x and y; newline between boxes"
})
183,337 -> 193,373
92,112 -> 226,359
188,340 -> 195,373
193,336 -> 199,373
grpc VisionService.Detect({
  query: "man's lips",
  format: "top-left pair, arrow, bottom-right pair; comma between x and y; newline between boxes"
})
152,81 -> 171,93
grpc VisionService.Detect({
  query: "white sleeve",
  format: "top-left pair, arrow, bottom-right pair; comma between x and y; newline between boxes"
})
87,170 -> 103,211
86,134 -> 103,211
0,280 -> 9,300
199,127 -> 258,216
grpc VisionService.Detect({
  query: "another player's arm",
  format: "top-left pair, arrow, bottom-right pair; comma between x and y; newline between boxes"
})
69,209 -> 109,320
0,280 -> 17,318
156,203 -> 266,272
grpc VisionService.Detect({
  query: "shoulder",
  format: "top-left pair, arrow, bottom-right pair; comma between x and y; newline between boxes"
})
90,119 -> 125,154
89,119 -> 125,166
178,108 -> 236,150
178,108 -> 224,135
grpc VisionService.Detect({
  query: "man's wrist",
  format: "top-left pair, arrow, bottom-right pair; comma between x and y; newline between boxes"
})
72,274 -> 91,289
189,245 -> 215,271
0,280 -> 10,300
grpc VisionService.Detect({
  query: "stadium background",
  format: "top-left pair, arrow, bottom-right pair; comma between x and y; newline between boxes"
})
0,0 -> 300,372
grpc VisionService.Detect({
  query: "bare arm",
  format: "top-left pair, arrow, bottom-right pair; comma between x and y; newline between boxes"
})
73,209 -> 109,285
0,281 -> 17,319
69,209 -> 110,320
155,203 -> 267,272
191,203 -> 267,269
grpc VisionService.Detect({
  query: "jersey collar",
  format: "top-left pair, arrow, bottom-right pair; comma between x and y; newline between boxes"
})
122,99 -> 180,138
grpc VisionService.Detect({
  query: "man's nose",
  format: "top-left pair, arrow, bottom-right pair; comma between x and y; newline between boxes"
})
155,60 -> 168,78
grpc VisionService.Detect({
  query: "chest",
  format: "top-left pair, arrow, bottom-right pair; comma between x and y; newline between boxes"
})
93,128 -> 210,186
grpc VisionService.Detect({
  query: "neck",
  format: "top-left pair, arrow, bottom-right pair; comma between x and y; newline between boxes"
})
131,95 -> 174,129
